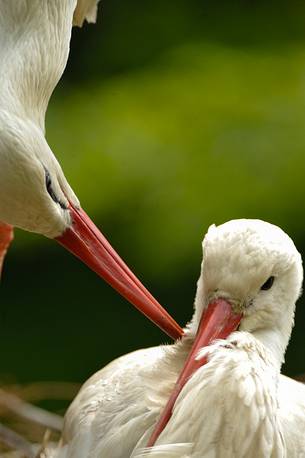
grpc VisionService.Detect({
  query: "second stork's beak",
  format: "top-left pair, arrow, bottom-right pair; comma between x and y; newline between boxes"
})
147,298 -> 242,447
56,203 -> 183,340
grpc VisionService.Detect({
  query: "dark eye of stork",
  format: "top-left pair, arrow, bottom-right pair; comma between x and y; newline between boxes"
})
45,169 -> 67,209
260,276 -> 275,291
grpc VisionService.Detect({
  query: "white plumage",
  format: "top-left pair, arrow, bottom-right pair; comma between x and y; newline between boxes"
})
0,0 -> 100,238
49,219 -> 305,457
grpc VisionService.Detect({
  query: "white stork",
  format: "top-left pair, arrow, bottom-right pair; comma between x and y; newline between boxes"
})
48,219 -> 305,457
0,1 -> 182,340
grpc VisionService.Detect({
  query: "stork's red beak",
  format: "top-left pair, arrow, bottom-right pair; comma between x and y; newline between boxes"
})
56,203 -> 183,340
147,298 -> 242,447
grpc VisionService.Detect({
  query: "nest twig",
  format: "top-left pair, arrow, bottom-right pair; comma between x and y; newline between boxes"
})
0,382 -> 79,457
0,389 -> 63,432
0,423 -> 36,457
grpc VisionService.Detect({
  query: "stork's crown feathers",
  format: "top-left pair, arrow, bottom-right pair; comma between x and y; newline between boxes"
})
202,219 -> 302,300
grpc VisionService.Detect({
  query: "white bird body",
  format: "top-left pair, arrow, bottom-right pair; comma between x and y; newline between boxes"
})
49,219 -> 305,457
50,337 -> 305,458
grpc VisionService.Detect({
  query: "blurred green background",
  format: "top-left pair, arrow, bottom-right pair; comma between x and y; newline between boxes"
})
1,0 -> 305,390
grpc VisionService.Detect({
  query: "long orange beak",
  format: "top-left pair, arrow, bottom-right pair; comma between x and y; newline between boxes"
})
147,298 -> 242,447
56,203 -> 183,340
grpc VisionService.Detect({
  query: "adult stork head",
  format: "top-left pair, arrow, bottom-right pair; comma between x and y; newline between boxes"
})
0,1 -> 183,340
148,219 -> 303,446
191,219 -> 303,360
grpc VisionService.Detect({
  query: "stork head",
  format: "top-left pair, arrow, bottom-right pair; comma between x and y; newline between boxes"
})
0,115 -> 74,237
0,114 -> 182,340
191,219 -> 303,362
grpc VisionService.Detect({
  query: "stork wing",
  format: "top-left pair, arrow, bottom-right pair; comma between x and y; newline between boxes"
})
0,1 -> 100,132
49,346 -> 175,458
278,375 -> 305,456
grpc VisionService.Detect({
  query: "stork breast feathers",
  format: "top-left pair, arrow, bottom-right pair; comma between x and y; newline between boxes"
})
149,332 -> 285,458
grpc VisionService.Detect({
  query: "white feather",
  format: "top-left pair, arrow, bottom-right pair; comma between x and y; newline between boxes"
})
133,443 -> 193,457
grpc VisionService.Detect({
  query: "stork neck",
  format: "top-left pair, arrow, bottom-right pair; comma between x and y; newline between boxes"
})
252,327 -> 287,372
0,0 -> 76,131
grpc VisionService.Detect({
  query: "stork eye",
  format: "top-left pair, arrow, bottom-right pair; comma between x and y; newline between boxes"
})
260,276 -> 275,291
44,169 -> 66,209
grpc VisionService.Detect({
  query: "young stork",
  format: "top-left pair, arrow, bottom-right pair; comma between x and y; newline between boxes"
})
0,1 -> 182,340
49,219 -> 305,458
